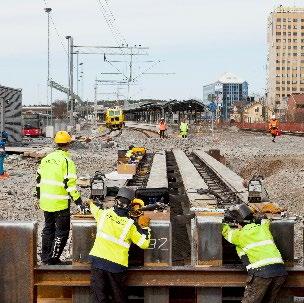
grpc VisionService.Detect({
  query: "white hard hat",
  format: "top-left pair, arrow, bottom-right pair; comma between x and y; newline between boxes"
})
271,115 -> 276,119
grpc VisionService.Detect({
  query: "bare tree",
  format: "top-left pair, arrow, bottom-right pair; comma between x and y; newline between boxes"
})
52,101 -> 67,119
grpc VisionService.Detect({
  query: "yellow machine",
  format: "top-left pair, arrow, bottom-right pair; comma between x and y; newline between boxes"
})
105,106 -> 125,130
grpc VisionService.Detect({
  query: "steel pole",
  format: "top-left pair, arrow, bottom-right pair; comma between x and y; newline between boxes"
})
70,37 -> 74,125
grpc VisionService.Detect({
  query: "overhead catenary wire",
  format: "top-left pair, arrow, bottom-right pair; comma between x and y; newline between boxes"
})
96,0 -> 127,46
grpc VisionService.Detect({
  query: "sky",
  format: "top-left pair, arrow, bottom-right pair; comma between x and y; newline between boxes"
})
0,0 -> 303,105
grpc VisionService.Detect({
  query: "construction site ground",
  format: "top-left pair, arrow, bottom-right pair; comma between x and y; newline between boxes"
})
1,124 -> 304,264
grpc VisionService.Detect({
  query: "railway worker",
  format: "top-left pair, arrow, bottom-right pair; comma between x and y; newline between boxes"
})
179,119 -> 189,138
222,204 -> 287,303
36,131 -> 88,265
268,115 -> 280,143
89,187 -> 151,303
158,118 -> 167,138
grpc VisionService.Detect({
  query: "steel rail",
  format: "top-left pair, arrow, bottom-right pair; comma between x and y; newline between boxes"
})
34,265 -> 304,288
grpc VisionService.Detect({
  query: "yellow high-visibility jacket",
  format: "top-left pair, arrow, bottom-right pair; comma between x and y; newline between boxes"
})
90,203 -> 151,267
37,149 -> 81,212
222,220 -> 284,271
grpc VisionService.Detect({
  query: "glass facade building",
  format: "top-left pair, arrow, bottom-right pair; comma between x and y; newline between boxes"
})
203,73 -> 248,120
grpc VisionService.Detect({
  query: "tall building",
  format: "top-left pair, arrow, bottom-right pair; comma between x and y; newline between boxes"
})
267,6 -> 304,118
203,72 -> 248,120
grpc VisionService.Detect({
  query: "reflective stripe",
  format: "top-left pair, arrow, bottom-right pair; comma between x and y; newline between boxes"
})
40,193 -> 69,200
246,257 -> 283,270
97,231 -> 130,248
228,230 -> 233,243
64,174 -> 77,179
119,220 -> 133,241
243,240 -> 274,252
137,234 -> 147,247
39,180 -> 65,187
96,210 -> 131,248
67,186 -> 77,193
238,250 -> 246,257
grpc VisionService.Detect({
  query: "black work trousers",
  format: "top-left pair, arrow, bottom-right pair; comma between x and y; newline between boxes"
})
91,267 -> 127,303
41,208 -> 70,264
242,275 -> 287,303
159,130 -> 165,138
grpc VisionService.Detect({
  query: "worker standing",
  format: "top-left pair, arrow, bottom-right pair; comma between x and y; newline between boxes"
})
222,204 -> 287,303
36,131 -> 88,265
268,115 -> 280,143
179,119 -> 189,138
89,187 -> 151,303
158,118 -> 167,138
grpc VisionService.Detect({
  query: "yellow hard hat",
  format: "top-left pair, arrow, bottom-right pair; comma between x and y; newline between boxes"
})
132,198 -> 145,208
54,131 -> 72,144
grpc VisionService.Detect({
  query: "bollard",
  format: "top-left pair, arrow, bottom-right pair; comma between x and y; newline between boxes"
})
0,221 -> 37,303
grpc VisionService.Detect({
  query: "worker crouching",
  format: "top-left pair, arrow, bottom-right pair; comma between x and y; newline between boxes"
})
37,131 -> 88,265
89,187 -> 151,303
222,204 -> 287,303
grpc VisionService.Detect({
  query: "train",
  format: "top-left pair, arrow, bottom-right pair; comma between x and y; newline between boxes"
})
22,113 -> 49,137
104,106 -> 125,130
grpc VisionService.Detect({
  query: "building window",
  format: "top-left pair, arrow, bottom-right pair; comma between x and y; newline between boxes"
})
292,80 -> 297,84
294,39 -> 298,42
276,46 -> 281,49
288,46 -> 292,49
276,39 -> 281,42
288,25 -> 292,29
283,25 -> 287,29
286,67 -> 290,70
276,32 -> 281,36
288,39 -> 292,42
276,87 -> 281,91
292,87 -> 297,91
293,53 -> 298,56
293,46 -> 298,49
277,18 -> 281,22
282,94 -> 286,97
294,25 -> 298,29
283,18 -> 286,22
293,18 -> 298,22
293,32 -> 297,36
282,81 -> 285,84
301,87 -> 304,91
276,67 -> 280,70
287,81 -> 291,84
276,25 -> 281,29
282,87 -> 286,91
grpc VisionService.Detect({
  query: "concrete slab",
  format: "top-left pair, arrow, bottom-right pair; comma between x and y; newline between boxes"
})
146,151 -> 168,189
173,149 -> 215,208
194,150 -> 248,203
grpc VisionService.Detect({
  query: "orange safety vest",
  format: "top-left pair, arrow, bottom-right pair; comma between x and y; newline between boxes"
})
159,122 -> 167,131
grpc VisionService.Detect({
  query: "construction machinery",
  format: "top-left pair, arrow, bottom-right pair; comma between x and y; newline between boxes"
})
105,106 -> 125,130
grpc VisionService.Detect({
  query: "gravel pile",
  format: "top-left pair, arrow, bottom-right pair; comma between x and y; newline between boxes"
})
1,126 -> 304,265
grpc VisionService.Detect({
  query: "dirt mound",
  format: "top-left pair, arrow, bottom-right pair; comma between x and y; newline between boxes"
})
239,158 -> 284,179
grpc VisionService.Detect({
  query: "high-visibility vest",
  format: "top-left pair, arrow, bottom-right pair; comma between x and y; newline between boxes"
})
222,220 -> 283,270
90,204 -> 151,267
269,119 -> 279,129
37,149 -> 80,212
180,122 -> 189,134
159,122 -> 167,131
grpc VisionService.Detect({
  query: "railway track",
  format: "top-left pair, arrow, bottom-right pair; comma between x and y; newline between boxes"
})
0,148 -> 300,303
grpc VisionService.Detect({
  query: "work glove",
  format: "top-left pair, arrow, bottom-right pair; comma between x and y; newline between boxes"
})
77,204 -> 90,215
138,215 -> 151,229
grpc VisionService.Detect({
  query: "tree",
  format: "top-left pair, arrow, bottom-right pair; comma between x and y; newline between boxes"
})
52,100 -> 67,119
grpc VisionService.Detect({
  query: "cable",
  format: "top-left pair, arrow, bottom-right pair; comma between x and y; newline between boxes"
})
96,0 -> 122,45
102,0 -> 128,45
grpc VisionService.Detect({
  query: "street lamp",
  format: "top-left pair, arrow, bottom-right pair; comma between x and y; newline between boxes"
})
44,7 -> 52,124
